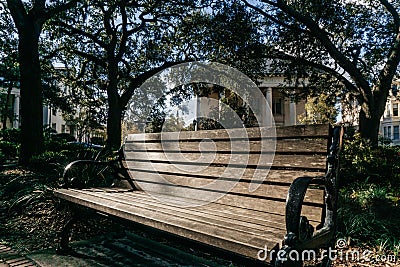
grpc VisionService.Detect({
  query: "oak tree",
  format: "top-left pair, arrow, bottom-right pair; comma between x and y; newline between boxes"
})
5,0 -> 78,164
243,0 -> 400,144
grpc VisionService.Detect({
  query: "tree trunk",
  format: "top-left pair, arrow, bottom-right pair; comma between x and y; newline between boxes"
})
105,61 -> 122,150
18,23 -> 44,165
358,105 -> 384,146
106,102 -> 122,150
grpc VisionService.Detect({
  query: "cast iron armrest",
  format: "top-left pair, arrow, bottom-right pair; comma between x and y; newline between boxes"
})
274,176 -> 327,267
284,126 -> 343,249
274,127 -> 343,266
284,176 -> 326,246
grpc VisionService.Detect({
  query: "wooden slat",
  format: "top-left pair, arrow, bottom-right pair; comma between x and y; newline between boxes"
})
125,124 -> 329,142
77,188 -> 323,224
126,162 -> 325,185
124,138 -> 328,154
213,193 -> 323,224
124,151 -> 326,170
157,191 -> 322,229
76,189 -> 283,238
127,171 -> 324,204
112,191 -> 288,227
54,189 -> 283,259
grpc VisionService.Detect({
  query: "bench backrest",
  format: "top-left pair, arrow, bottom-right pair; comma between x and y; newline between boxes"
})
123,124 -> 330,222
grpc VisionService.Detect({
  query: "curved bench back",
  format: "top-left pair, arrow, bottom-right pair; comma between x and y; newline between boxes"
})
123,124 -> 330,222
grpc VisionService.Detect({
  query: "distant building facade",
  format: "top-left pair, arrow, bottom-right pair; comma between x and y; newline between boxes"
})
380,79 -> 400,145
195,75 -> 307,128
0,87 -> 20,129
258,76 -> 306,126
0,87 -> 72,135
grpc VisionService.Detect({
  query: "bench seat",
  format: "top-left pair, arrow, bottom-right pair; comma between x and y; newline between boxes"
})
55,188 -> 285,258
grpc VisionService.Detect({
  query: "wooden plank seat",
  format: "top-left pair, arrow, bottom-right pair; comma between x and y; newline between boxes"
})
54,124 -> 342,266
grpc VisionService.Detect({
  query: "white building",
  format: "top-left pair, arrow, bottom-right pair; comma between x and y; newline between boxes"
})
0,86 -> 20,129
190,75 -> 309,131
380,79 -> 400,145
43,105 -> 74,135
0,87 -> 71,135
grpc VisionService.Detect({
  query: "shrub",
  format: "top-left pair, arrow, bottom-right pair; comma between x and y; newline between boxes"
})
0,141 -> 19,159
52,133 -> 76,143
340,133 -> 400,187
29,151 -> 68,175
337,182 -> 400,251
44,139 -> 66,152
0,128 -> 21,143
0,151 -> 5,164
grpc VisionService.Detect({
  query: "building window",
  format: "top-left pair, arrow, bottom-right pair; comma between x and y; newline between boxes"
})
384,127 -> 387,138
272,98 -> 283,115
394,126 -> 399,140
61,125 -> 66,133
393,103 -> 398,117
388,126 -> 392,139
52,123 -> 57,130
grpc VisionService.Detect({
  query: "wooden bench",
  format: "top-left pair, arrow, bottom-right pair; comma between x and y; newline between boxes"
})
54,124 -> 342,266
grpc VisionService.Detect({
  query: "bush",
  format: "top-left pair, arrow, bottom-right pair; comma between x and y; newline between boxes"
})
29,151 -> 68,175
90,136 -> 104,146
0,141 -> 19,159
337,182 -> 400,251
44,139 -> 66,152
340,133 -> 400,187
52,133 -> 76,143
0,151 -> 5,164
0,128 -> 21,143
44,133 -> 76,152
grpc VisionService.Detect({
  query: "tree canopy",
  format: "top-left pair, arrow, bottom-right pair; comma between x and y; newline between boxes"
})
243,0 -> 400,144
49,0 -> 264,148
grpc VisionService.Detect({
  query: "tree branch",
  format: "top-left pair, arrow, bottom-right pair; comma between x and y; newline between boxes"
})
242,0 -> 309,35
375,1 -> 400,95
54,20 -> 108,49
120,61 -> 190,107
71,49 -> 107,68
272,51 -> 358,94
252,0 -> 373,103
6,0 -> 27,31
379,0 -> 400,35
116,3 -> 129,61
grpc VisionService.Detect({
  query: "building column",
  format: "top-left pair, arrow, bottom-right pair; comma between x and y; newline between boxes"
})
13,95 -> 20,128
194,95 -> 199,131
265,88 -> 273,126
289,100 -> 296,126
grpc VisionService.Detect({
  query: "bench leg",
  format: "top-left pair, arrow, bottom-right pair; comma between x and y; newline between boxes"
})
56,208 -> 78,255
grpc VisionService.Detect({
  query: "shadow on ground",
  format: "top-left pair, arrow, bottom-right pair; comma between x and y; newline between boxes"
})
28,231 -> 233,267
